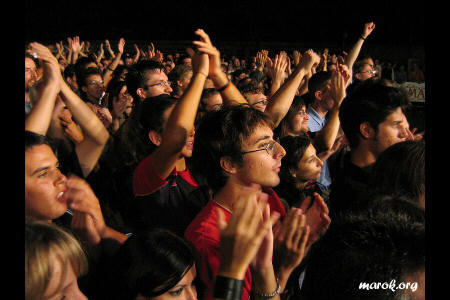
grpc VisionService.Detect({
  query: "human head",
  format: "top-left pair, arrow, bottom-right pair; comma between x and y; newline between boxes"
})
104,228 -> 197,300
199,88 -> 223,112
168,64 -> 193,97
353,61 -> 376,81
107,80 -> 134,118
25,53 -> 38,91
339,79 -> 410,154
25,219 -> 88,300
138,94 -> 193,156
191,105 -> 285,193
126,60 -> 172,102
112,64 -> 131,82
300,204 -> 425,300
277,96 -> 309,138
25,131 -> 68,221
79,67 -> 105,103
368,140 -> 425,208
177,54 -> 192,66
63,64 -> 79,92
279,135 -> 323,185
308,71 -> 334,111
240,80 -> 268,112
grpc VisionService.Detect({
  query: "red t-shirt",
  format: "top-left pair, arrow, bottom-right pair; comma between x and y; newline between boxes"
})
184,188 -> 286,300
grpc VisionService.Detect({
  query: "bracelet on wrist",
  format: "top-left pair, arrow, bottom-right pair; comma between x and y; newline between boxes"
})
213,275 -> 244,300
217,80 -> 231,92
252,277 -> 281,299
360,35 -> 366,40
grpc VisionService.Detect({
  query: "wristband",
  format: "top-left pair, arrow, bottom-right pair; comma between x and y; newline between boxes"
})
252,277 -> 281,299
360,35 -> 366,40
213,275 -> 244,300
217,80 -> 231,92
108,67 -> 115,72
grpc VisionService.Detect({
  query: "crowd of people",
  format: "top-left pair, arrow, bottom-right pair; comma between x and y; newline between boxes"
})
25,22 -> 425,300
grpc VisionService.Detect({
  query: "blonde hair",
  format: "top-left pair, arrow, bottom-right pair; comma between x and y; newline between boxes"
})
25,220 -> 88,300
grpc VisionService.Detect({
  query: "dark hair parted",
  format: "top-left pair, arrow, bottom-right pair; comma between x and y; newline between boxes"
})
339,79 -> 410,149
275,135 -> 312,207
300,202 -> 425,300
103,228 -> 195,300
191,105 -> 273,193
368,140 -> 425,205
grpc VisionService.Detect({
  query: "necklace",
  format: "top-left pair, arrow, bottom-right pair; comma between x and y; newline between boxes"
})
212,196 -> 232,214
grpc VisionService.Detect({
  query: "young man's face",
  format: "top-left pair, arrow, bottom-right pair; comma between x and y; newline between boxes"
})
83,74 -> 104,102
236,125 -> 286,188
140,69 -> 173,99
246,93 -> 268,112
373,107 -> 409,156
25,145 -> 68,221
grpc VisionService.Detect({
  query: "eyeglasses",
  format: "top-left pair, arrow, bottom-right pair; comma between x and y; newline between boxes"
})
146,80 -> 171,89
297,111 -> 307,116
210,103 -> 223,111
241,140 -> 278,156
88,80 -> 104,86
359,69 -> 377,75
251,99 -> 268,107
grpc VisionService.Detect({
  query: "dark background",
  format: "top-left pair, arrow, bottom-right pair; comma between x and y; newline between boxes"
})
25,0 -> 424,46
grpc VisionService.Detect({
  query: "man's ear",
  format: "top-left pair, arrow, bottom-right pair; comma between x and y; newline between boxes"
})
148,130 -> 162,146
176,80 -> 183,87
314,90 -> 323,100
136,88 -> 146,100
360,122 -> 375,139
81,86 -> 87,93
354,73 -> 362,80
220,156 -> 237,174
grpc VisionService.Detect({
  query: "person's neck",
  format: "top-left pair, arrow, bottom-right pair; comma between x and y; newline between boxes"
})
175,157 -> 187,172
350,144 -> 377,168
311,102 -> 328,118
25,90 -> 31,103
213,179 -> 262,213
295,180 -> 309,190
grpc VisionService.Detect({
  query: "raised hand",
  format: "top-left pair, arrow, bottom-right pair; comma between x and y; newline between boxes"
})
329,68 -> 346,108
192,29 -> 222,79
59,108 -> 84,144
362,22 -> 376,39
117,38 -> 125,54
293,50 -> 301,66
71,36 -> 84,54
299,192 -> 331,246
28,42 -> 62,87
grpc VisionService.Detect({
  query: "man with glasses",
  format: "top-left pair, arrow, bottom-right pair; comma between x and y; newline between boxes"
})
126,59 -> 173,102
240,79 -> 269,112
185,105 -> 290,300
79,67 -> 112,128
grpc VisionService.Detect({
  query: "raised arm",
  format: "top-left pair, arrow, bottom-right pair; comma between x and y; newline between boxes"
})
313,65 -> 349,153
344,22 -> 376,73
193,29 -> 248,106
264,50 -> 321,127
265,53 -> 289,97
150,32 -> 209,180
103,38 -> 125,87
25,43 -> 62,134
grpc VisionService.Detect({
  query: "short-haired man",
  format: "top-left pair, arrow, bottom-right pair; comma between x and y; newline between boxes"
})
239,79 -> 269,112
126,59 -> 173,102
185,105 -> 288,300
306,70 -> 347,196
328,79 -> 411,216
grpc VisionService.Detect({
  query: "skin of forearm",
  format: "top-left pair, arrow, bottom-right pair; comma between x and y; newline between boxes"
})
59,82 -> 109,145
252,266 -> 281,300
25,83 -> 60,135
210,71 -> 247,105
344,39 -> 364,70
313,108 -> 340,152
265,67 -> 307,127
